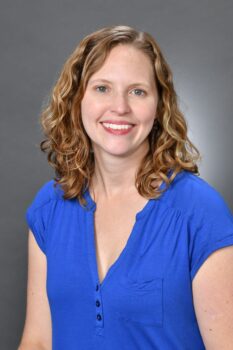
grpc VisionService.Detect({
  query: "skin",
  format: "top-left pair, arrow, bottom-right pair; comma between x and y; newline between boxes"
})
81,44 -> 158,198
192,246 -> 233,349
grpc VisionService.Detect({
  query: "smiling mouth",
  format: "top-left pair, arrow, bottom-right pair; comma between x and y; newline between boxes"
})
101,122 -> 135,135
101,122 -> 134,130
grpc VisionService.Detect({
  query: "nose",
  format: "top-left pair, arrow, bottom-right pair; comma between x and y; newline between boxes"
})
110,91 -> 131,115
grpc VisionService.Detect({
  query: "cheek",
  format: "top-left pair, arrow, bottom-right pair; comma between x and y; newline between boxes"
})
81,96 -> 90,118
80,98 -> 91,134
81,97 -> 105,121
136,104 -> 156,125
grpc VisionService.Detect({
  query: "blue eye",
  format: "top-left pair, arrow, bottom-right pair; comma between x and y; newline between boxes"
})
132,89 -> 145,96
96,86 -> 107,93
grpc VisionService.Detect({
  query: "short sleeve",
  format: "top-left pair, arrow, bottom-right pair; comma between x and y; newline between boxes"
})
189,187 -> 233,281
25,180 -> 55,254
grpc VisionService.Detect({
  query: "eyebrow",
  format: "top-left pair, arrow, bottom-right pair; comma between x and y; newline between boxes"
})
88,78 -> 151,89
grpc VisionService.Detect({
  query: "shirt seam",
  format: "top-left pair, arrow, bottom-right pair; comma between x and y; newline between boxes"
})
28,197 -> 64,213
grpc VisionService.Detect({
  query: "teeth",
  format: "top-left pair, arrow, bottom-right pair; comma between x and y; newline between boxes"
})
102,123 -> 133,130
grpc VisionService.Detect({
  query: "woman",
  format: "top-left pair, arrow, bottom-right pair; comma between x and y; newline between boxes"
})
18,25 -> 233,349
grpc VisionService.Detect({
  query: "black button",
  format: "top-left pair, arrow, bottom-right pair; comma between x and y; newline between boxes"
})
96,314 -> 102,321
96,284 -> 99,291
96,300 -> 100,307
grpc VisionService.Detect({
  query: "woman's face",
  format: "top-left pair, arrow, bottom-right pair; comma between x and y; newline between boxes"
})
81,44 -> 158,159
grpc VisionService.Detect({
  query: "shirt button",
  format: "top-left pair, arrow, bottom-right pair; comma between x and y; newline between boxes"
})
96,300 -> 100,307
96,284 -> 99,291
96,314 -> 102,321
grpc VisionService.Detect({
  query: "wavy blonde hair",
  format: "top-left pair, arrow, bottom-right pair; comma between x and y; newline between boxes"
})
40,25 -> 202,206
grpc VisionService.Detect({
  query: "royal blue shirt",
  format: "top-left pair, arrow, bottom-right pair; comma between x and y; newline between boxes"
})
25,170 -> 233,349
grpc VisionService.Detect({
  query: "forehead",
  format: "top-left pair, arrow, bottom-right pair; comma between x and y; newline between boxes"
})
89,44 -> 155,84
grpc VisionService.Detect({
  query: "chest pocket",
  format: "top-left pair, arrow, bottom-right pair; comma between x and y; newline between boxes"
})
115,275 -> 164,327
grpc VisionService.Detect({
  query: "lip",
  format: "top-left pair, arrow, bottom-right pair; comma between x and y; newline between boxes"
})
101,120 -> 135,125
101,123 -> 134,135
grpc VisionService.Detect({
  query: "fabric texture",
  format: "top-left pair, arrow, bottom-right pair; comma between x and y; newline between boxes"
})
25,170 -> 233,349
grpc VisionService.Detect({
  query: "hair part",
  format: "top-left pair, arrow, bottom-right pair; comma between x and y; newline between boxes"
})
40,25 -> 202,206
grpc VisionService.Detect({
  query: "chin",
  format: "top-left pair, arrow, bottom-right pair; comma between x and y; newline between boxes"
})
93,146 -> 134,158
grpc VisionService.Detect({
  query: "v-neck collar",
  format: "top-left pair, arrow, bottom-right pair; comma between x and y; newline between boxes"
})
83,169 -> 173,288
83,168 -> 172,217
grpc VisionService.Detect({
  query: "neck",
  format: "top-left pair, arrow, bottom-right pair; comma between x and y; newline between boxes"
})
90,141 -> 150,200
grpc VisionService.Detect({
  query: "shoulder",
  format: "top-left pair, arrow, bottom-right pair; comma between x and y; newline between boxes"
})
168,172 -> 233,282
28,179 -> 64,211
25,180 -> 65,255
165,170 -> 232,218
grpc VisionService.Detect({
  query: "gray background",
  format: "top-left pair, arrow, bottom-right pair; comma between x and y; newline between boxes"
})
1,0 -> 233,348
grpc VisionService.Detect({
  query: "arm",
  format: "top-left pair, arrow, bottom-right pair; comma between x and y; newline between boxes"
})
18,343 -> 47,350
18,230 -> 52,350
192,245 -> 233,350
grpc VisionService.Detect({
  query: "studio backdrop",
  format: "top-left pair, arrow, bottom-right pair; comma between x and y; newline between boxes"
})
0,1 -> 232,349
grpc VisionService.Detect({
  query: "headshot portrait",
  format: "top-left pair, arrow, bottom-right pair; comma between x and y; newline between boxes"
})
18,24 -> 233,349
1,2 -> 233,350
